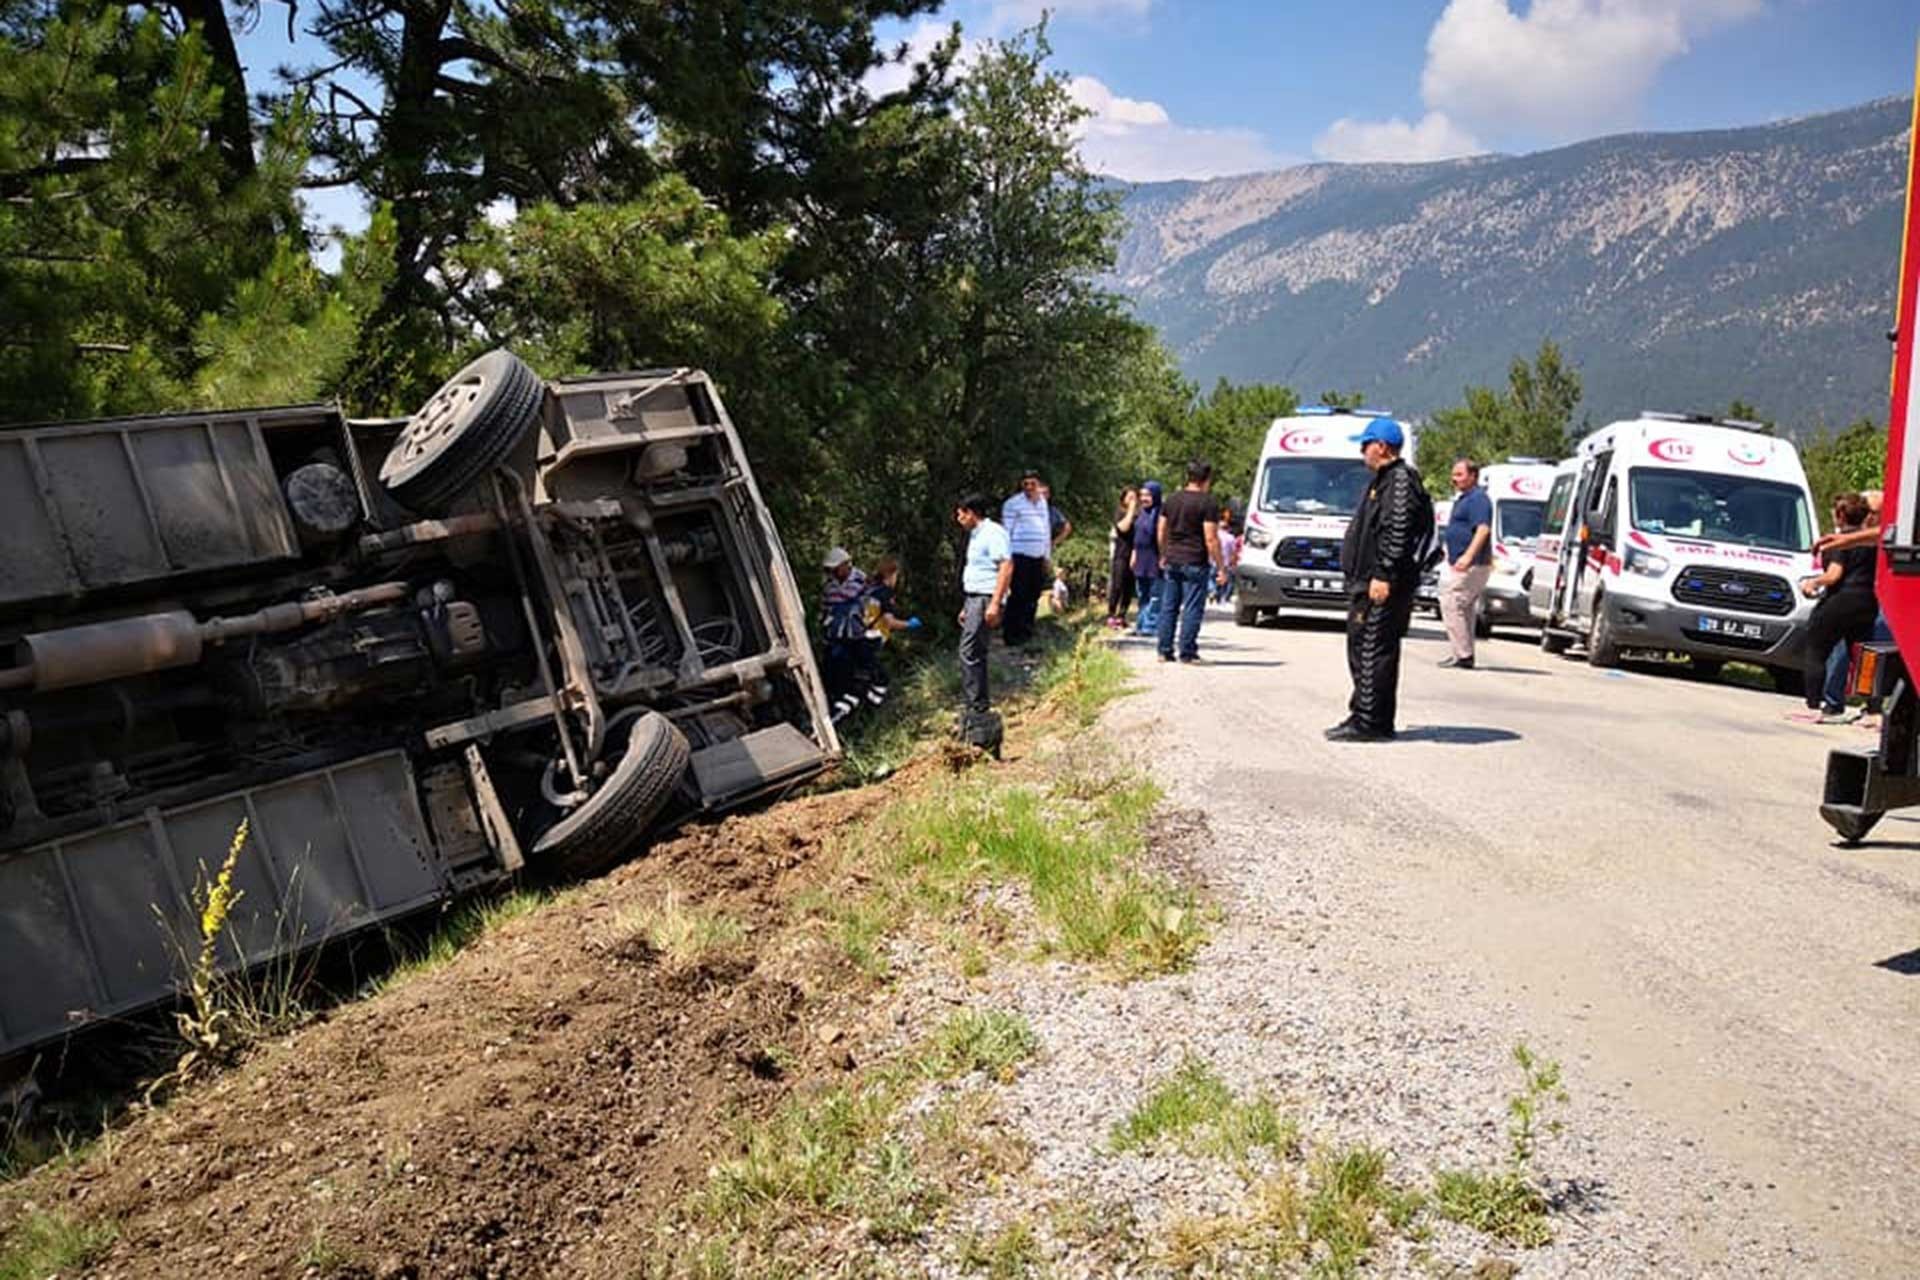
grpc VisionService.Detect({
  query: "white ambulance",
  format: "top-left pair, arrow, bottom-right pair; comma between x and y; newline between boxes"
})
1529,412 -> 1816,687
1474,461 -> 1557,632
1234,407 -> 1414,626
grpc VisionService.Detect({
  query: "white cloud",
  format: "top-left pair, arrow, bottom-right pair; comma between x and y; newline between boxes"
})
1423,0 -> 1765,139
866,21 -> 980,99
1320,0 -> 1768,163
1314,111 -> 1483,164
1069,75 -> 1286,181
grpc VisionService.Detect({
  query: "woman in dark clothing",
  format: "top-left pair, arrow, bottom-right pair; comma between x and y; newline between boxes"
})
1131,481 -> 1165,635
1800,492 -> 1879,723
1106,485 -> 1139,628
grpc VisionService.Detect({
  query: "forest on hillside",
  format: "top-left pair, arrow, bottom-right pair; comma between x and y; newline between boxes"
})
2,2 -> 1884,595
1,1 -> 1292,597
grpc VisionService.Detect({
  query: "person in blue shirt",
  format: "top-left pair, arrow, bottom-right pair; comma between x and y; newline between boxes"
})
955,493 -> 1014,718
999,470 -> 1071,646
1439,458 -> 1494,670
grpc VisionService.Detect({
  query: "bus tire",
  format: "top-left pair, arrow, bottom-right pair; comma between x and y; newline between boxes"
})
534,712 -> 691,879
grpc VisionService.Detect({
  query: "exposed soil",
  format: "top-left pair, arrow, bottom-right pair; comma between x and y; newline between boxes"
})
2,782 -> 897,1279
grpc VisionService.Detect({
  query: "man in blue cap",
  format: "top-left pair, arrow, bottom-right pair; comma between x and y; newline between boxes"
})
1329,418 -> 1432,742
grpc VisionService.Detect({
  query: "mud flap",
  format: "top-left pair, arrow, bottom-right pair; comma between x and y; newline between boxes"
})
1821,667 -> 1920,843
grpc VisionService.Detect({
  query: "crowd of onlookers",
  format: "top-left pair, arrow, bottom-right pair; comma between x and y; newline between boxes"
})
816,464 -> 1250,737
1101,473 -> 1241,637
819,442 -> 1888,756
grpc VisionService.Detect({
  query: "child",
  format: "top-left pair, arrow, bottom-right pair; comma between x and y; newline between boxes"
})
1050,568 -> 1070,614
820,547 -> 867,722
857,555 -> 919,706
1214,521 -> 1239,603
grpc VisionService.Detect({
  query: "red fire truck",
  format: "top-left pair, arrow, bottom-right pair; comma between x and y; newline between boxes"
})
1820,43 -> 1920,843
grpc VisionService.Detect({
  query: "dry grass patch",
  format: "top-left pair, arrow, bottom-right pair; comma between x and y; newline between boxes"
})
608,888 -> 748,971
0,1209 -> 118,1280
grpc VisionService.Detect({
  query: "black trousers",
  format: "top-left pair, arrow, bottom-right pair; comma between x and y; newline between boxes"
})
1106,544 -> 1135,619
1346,588 -> 1416,733
1004,554 -> 1048,644
1805,591 -> 1877,709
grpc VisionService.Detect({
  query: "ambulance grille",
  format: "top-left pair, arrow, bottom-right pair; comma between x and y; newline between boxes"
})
1670,566 -> 1794,617
1274,537 -> 1343,571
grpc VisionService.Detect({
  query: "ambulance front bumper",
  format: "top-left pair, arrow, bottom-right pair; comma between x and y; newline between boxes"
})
1602,592 -> 1807,668
1236,561 -> 1349,613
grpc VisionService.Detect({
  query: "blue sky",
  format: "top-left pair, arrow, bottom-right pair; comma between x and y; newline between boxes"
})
890,0 -> 1918,179
241,0 -> 1919,233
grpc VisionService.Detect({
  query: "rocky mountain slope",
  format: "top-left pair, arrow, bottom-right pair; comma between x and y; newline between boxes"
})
1113,97 -> 1912,430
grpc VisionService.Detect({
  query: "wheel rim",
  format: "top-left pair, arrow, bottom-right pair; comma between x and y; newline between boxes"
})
387,368 -> 490,471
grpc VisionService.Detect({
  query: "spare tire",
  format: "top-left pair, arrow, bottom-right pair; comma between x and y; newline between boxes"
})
379,349 -> 543,514
533,712 -> 692,879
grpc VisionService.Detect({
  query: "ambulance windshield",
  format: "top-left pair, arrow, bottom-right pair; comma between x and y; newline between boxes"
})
1258,458 -> 1370,516
1496,500 -> 1547,545
1629,468 -> 1811,552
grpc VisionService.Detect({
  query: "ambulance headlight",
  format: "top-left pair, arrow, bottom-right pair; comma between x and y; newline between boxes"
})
1245,527 -> 1274,549
1624,547 -> 1669,576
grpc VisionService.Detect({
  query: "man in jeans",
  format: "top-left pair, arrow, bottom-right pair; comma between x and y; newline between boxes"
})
1156,459 -> 1227,663
1438,458 -> 1493,670
955,492 -> 1014,720
1000,471 -> 1070,646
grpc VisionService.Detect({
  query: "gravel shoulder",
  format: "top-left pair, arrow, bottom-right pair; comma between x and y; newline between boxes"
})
999,606 -> 1916,1276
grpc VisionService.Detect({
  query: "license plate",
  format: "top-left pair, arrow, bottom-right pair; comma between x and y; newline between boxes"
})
1300,577 -> 1342,593
1698,615 -> 1764,641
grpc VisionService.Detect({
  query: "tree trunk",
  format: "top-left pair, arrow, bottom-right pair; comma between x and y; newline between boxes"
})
166,0 -> 256,183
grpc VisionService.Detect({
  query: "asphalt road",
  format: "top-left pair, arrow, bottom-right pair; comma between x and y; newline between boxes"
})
1117,603 -> 1919,1273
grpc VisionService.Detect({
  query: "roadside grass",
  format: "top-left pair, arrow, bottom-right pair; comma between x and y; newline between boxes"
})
1431,1042 -> 1566,1247
654,1008 -> 1041,1274
834,613 -> 1124,784
853,769 -> 1201,978
914,1010 -> 1039,1083
1154,1144 -> 1423,1279
1031,627 -> 1135,727
836,651 -> 964,785
606,889 -> 747,971
0,1209 -> 117,1280
1432,1166 -> 1551,1247
373,887 -> 553,993
294,1227 -> 356,1276
1110,1057 -> 1295,1164
954,1218 -> 1047,1278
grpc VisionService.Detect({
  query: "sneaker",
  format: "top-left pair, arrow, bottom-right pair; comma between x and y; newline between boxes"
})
1178,654 -> 1203,664
1157,653 -> 1175,663
1437,656 -> 1475,670
1817,707 -> 1864,725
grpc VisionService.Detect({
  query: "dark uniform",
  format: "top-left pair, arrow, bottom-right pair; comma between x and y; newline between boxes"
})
1338,457 -> 1428,737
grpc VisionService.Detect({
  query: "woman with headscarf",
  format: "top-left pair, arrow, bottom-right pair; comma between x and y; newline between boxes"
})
1132,480 -> 1165,636
1105,484 -> 1139,628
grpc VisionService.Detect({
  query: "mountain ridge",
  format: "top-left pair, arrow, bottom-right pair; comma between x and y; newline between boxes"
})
1110,96 -> 1912,430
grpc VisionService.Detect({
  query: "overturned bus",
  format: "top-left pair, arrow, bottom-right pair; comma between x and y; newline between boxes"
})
0,352 -> 838,1063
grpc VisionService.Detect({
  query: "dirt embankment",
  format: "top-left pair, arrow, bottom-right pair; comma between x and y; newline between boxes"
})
3,778 -> 901,1279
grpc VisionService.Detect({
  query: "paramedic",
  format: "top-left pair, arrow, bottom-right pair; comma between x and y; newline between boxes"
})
1329,419 -> 1429,743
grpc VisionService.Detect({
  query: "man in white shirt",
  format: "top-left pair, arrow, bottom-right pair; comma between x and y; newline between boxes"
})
1000,470 -> 1071,646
